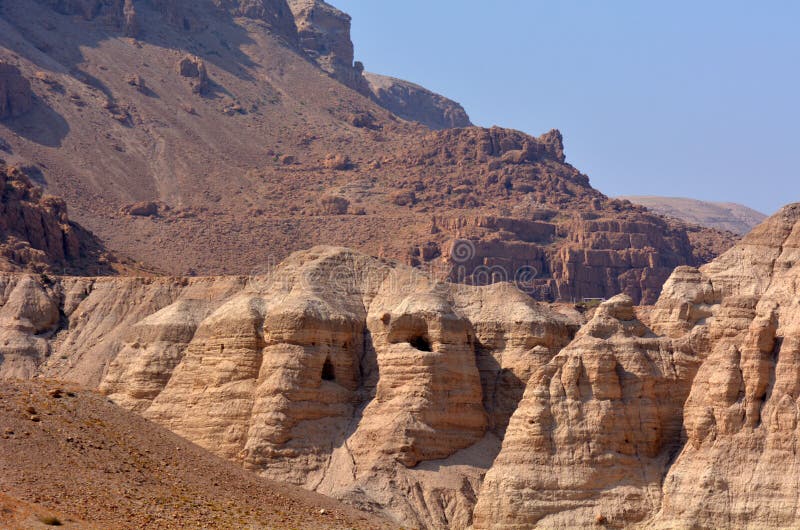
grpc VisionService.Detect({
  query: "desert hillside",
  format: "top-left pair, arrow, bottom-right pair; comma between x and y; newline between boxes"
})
0,0 -> 735,303
1,204 -> 798,528
0,379 -> 393,529
620,195 -> 767,235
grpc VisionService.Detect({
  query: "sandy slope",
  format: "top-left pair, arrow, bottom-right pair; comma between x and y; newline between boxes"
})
0,379 -> 394,529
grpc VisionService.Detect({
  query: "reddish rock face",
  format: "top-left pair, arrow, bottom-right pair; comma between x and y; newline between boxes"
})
2,1 -> 734,299
0,162 -> 115,274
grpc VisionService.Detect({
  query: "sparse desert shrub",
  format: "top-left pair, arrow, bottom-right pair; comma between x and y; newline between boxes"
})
39,515 -> 62,526
323,153 -> 350,170
319,194 -> 349,215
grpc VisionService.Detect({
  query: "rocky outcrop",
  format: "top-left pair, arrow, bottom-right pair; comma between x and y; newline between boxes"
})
364,72 -> 472,130
0,62 -> 33,120
287,0 -> 475,130
287,0 -> 369,94
473,203 -> 800,528
0,161 -> 115,274
0,246 -> 577,528
473,294 -> 700,528
122,0 -> 137,37
176,54 -> 209,94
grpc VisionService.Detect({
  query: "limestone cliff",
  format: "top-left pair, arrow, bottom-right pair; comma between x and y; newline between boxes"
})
1,206 -> 796,528
473,203 -> 800,528
0,246 -> 577,528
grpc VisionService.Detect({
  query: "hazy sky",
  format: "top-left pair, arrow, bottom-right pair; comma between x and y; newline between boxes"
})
335,0 -> 799,214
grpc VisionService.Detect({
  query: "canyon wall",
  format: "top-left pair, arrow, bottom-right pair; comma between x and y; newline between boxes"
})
1,205 -> 797,528
0,246 -> 577,528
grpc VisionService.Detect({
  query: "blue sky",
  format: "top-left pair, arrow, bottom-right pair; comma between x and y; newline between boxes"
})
334,1 -> 799,214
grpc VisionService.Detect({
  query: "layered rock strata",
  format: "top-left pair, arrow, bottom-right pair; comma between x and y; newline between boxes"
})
0,203 -> 798,528
473,203 -> 800,528
0,246 -> 577,528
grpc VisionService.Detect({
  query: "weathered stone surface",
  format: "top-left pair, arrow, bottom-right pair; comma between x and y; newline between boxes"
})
646,203 -> 800,529
473,203 -> 800,529
287,0 -> 369,94
0,246 -> 575,528
364,72 -> 472,130
473,294 -> 700,528
0,202 -> 797,528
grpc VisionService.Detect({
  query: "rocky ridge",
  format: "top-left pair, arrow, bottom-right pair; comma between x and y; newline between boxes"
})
620,195 -> 767,235
364,71 -> 472,130
1,205 -> 797,528
0,0 -> 734,301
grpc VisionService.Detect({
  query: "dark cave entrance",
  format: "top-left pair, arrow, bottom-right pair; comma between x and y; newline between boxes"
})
321,357 -> 336,381
409,335 -> 433,352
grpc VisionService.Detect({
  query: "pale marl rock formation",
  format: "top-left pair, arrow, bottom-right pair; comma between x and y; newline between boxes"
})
1,204 -> 798,528
473,294 -> 701,528
0,246 -> 577,529
473,203 -> 800,529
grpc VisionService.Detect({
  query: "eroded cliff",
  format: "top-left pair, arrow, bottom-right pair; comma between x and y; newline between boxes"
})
1,204 -> 797,528
0,246 -> 577,528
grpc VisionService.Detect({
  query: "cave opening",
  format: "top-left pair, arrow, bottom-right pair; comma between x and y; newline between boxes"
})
408,335 -> 432,352
321,358 -> 336,381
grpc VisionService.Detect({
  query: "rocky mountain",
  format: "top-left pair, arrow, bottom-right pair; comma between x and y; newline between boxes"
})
0,203 -> 797,528
364,72 -> 472,129
286,0 -> 472,129
0,0 -> 734,303
620,195 -> 767,235
0,379 -> 392,529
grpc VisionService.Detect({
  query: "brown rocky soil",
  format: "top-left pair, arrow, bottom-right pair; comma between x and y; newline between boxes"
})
0,378 -> 394,529
0,0 -> 735,303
